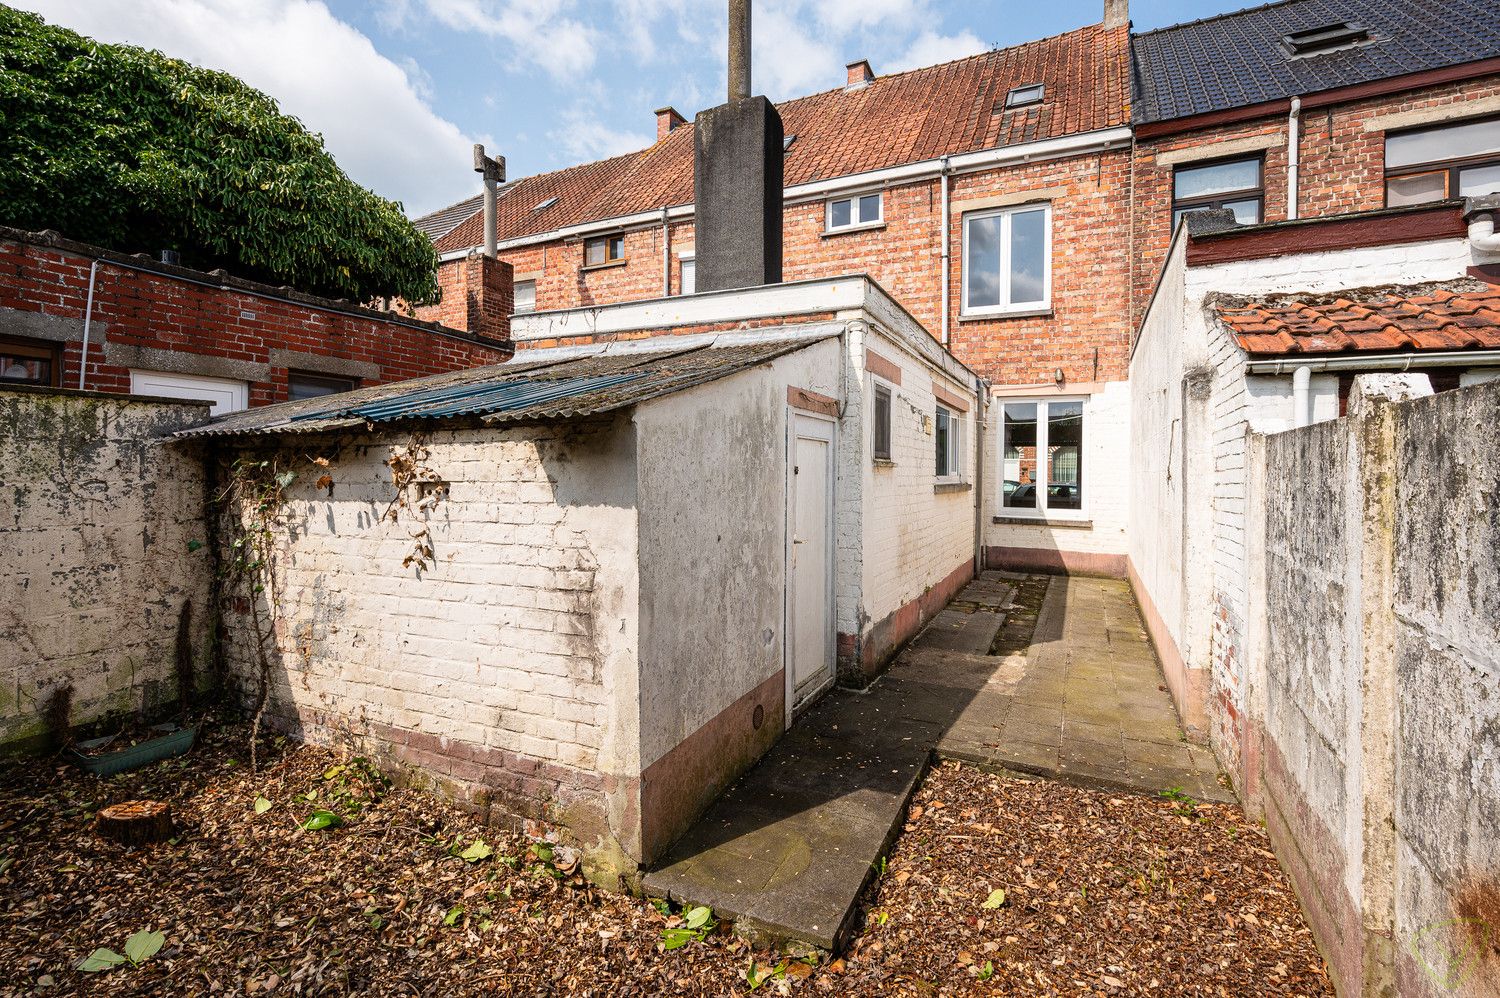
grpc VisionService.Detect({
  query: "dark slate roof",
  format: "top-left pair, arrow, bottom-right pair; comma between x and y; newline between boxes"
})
412,192 -> 489,241
175,336 -> 830,438
1132,0 -> 1500,124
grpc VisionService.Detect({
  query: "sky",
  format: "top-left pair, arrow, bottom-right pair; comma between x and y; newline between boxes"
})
17,1 -> 1249,217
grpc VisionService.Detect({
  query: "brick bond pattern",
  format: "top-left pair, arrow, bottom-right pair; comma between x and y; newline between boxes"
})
0,234 -> 513,407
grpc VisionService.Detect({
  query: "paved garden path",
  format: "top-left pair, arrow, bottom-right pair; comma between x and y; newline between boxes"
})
643,572 -> 1228,951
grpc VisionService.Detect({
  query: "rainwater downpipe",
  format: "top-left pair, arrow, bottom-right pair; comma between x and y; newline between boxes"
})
940,155 -> 952,345
77,259 -> 99,390
1291,365 -> 1312,428
1467,199 -> 1500,252
1287,97 -> 1302,221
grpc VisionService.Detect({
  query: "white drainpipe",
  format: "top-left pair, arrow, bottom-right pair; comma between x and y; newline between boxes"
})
1291,364 -> 1312,428
77,259 -> 99,390
1467,202 -> 1500,253
1287,97 -> 1302,221
939,155 -> 952,345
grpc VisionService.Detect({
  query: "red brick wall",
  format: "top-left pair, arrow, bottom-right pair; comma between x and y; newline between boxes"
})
1131,73 -> 1500,321
0,232 -> 511,406
439,150 -> 1135,386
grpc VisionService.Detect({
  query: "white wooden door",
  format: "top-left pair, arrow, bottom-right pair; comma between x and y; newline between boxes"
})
787,411 -> 835,718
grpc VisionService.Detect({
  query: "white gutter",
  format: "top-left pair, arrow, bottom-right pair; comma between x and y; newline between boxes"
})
77,260 -> 99,390
1287,97 -> 1302,221
1247,349 -> 1500,374
939,154 -> 952,345
438,126 -> 1134,262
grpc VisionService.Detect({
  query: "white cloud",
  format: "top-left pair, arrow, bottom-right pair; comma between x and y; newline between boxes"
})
17,0 -> 481,215
546,104 -> 652,163
422,0 -> 597,77
889,28 -> 987,73
753,3 -> 839,98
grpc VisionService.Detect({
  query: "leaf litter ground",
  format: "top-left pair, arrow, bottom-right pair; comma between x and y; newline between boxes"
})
0,724 -> 1331,996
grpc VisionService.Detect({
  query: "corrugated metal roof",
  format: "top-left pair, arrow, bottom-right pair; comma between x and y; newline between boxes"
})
1132,0 -> 1500,125
175,337 -> 832,439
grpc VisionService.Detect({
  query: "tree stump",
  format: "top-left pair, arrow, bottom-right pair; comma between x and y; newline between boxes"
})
96,800 -> 174,845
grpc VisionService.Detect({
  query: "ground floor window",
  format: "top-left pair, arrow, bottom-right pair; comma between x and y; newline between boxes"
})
872,382 -> 892,461
130,369 -> 249,414
0,336 -> 60,386
1001,398 -> 1084,516
679,256 -> 695,295
935,404 -> 963,480
288,371 -> 356,401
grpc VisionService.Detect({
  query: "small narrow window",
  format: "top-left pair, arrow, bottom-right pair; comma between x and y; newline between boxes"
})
513,279 -> 537,314
288,372 -> 356,401
1005,83 -> 1044,108
0,335 -> 60,387
872,383 -> 892,461
679,257 -> 696,295
583,234 -> 626,267
935,405 -> 962,480
826,192 -> 882,233
1171,156 -> 1264,229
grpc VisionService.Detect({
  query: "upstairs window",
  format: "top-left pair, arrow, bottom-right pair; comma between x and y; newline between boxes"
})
872,382 -> 892,461
962,203 -> 1051,315
1385,116 -> 1500,207
1172,156 -> 1264,229
1005,83 -> 1044,109
826,192 -> 882,233
679,256 -> 696,295
583,234 -> 626,267
513,279 -> 536,314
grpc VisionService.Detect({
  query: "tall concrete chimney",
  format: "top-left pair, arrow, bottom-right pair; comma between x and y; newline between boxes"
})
694,0 -> 784,292
472,144 -> 505,259
1103,0 -> 1128,28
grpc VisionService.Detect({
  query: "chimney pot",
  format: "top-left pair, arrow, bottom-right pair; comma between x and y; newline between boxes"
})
845,59 -> 874,91
1103,0 -> 1128,29
655,105 -> 687,141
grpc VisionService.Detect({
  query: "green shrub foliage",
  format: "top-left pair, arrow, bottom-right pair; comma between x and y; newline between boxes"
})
0,7 -> 439,303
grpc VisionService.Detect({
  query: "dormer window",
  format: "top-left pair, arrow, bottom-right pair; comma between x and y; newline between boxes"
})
1281,22 -> 1370,57
1005,83 -> 1044,109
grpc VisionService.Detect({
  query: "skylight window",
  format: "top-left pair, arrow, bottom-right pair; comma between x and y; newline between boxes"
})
1005,83 -> 1045,109
783,134 -> 797,152
533,196 -> 558,212
1281,21 -> 1370,57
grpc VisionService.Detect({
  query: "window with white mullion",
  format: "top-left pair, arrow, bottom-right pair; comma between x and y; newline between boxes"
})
962,203 -> 1051,316
1000,398 -> 1084,517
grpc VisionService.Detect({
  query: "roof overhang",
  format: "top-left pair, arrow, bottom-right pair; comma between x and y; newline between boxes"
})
1245,349 -> 1500,374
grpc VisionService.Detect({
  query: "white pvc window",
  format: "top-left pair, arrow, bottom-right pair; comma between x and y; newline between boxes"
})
1000,398 -> 1084,517
872,382 -> 892,461
679,256 -> 695,295
961,203 -> 1051,315
935,404 -> 963,481
513,279 -> 536,313
129,370 -> 248,414
826,192 -> 882,232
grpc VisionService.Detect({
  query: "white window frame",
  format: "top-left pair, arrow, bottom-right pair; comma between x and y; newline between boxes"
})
935,403 -> 964,483
998,396 -> 1087,521
513,278 -> 537,314
870,377 -> 894,463
129,369 -> 248,415
825,191 -> 884,234
678,253 -> 695,296
960,202 -> 1053,317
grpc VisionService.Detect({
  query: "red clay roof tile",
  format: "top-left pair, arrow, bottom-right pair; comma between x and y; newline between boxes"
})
1214,282 -> 1500,356
430,23 -> 1128,253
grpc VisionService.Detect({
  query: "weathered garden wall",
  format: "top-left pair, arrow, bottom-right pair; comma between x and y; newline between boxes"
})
1246,375 -> 1500,997
0,386 -> 213,751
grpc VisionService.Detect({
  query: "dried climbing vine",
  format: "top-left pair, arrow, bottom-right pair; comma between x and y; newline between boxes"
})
383,435 -> 447,571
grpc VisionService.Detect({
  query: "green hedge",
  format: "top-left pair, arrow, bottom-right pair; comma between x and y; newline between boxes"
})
0,6 -> 439,303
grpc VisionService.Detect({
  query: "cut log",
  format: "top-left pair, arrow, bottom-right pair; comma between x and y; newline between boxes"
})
96,800 -> 174,845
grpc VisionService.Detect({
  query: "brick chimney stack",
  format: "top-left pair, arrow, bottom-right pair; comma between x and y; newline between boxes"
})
845,60 -> 874,91
655,106 -> 686,141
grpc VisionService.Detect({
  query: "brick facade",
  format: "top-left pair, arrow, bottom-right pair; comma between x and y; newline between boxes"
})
1131,72 -> 1500,322
0,229 -> 511,407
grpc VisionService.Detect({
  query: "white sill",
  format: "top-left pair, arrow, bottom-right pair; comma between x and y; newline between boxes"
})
959,306 -> 1053,321
822,222 -> 886,238
992,512 -> 1091,528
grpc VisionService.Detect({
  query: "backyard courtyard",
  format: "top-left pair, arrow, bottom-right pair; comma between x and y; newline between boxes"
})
0,719 -> 1330,996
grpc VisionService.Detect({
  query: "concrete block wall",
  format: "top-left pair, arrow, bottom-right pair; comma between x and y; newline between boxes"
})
0,387 -> 213,750
1243,376 -> 1500,997
217,418 -> 641,870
